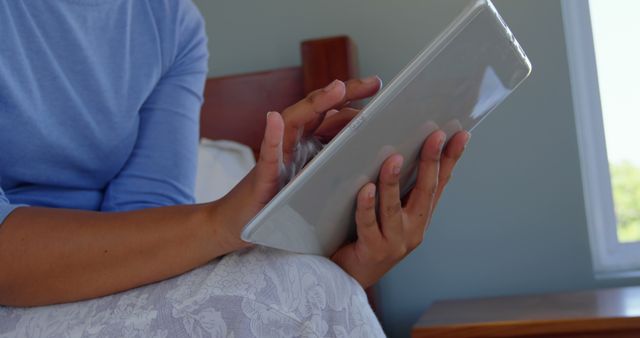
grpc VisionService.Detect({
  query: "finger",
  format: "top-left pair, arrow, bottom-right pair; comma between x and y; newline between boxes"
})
378,154 -> 404,241
287,76 -> 380,139
281,80 -> 347,163
405,130 -> 446,222
254,111 -> 285,204
434,131 -> 470,205
325,108 -> 341,118
355,183 -> 382,244
339,76 -> 382,108
314,107 -> 360,143
312,76 -> 381,142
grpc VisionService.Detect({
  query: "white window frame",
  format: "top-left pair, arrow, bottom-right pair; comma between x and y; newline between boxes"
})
562,0 -> 640,276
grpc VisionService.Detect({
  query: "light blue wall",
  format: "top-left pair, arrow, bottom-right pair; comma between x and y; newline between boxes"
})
193,0 -> 640,336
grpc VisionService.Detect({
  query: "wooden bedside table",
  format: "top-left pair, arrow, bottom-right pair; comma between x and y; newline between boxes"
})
412,286 -> 640,338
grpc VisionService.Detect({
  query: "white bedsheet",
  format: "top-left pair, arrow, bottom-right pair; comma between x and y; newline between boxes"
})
0,246 -> 385,337
0,140 -> 386,337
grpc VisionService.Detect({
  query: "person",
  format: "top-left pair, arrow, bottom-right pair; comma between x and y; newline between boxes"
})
0,0 -> 469,336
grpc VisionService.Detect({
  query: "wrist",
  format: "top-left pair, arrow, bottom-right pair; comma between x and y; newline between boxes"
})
205,200 -> 252,255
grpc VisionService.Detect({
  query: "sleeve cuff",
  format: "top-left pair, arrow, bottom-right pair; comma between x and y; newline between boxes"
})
0,204 -> 26,225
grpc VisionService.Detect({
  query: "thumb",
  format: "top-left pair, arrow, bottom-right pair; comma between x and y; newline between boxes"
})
253,111 -> 285,205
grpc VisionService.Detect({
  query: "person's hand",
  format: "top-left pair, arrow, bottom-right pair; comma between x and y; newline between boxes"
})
330,130 -> 470,288
210,77 -> 381,252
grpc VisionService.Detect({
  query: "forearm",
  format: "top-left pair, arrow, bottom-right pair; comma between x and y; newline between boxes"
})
0,202 -> 244,307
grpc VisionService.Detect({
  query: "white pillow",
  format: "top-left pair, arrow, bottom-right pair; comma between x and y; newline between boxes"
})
195,139 -> 255,203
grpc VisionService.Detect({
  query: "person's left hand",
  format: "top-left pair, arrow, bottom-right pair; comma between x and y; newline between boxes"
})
330,129 -> 470,288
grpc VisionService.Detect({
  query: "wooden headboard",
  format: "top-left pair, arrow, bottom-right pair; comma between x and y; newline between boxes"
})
199,36 -> 358,155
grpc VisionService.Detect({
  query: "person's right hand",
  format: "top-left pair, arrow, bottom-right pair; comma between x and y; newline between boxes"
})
210,77 -> 381,252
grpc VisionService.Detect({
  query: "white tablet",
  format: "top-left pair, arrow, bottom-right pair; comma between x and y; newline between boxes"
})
241,0 -> 532,256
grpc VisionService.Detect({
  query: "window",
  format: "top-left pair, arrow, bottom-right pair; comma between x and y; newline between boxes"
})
562,0 -> 640,275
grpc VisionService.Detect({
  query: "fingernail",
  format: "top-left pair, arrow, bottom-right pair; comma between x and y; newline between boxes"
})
323,79 -> 341,92
368,185 -> 376,200
326,109 -> 340,118
362,75 -> 379,84
266,111 -> 273,119
438,134 -> 446,153
393,166 -> 401,176
463,132 -> 471,149
393,158 -> 403,176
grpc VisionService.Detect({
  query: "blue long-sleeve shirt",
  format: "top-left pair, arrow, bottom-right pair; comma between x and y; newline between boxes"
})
0,0 -> 208,223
